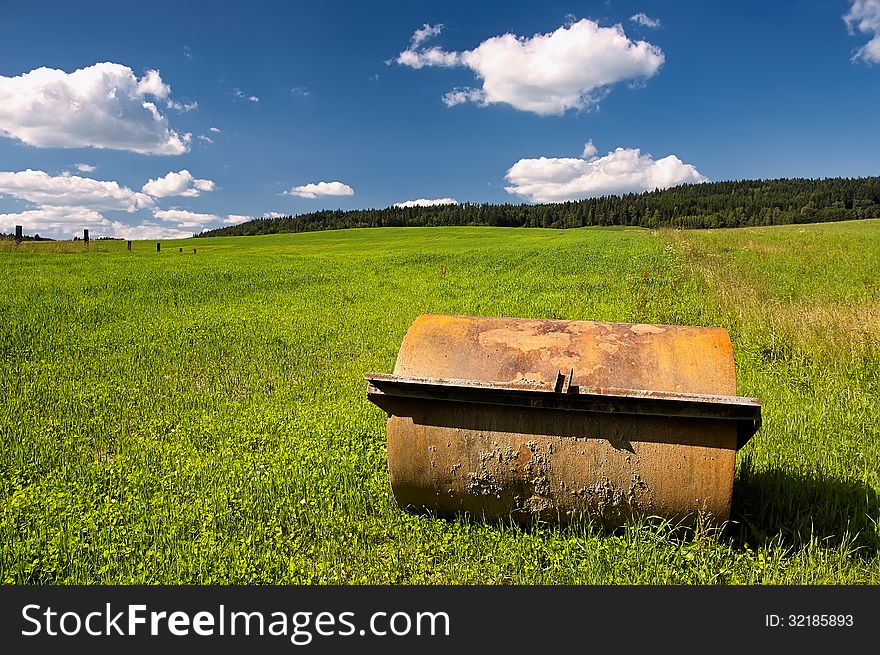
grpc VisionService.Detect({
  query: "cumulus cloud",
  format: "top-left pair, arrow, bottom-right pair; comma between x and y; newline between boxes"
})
142,170 -> 215,198
1,205 -> 107,234
136,69 -> 170,98
630,13 -> 661,29
411,23 -> 444,48
0,169 -> 153,211
394,23 -> 461,69
0,205 -> 194,240
582,139 -> 599,159
396,18 -> 664,115
0,170 -> 152,239
845,0 -> 880,63
393,198 -> 459,208
283,181 -> 355,199
209,127 -> 221,133
152,208 -> 246,229
152,208 -> 220,227
442,88 -> 486,107
111,222 -> 195,240
504,141 -> 707,203
0,63 -> 191,154
397,47 -> 460,69
0,169 -> 237,239
262,211 -> 286,218
74,163 -> 97,173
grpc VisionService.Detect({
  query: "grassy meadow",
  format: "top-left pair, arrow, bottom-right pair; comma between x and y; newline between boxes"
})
1,220 -> 878,584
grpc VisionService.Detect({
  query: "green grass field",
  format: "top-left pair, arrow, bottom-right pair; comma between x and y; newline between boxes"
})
1,221 -> 878,583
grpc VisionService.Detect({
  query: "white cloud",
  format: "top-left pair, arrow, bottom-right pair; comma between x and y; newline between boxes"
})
209,126 -> 221,133
0,205 -> 108,234
0,169 -> 161,239
845,0 -> 880,63
166,99 -> 198,112
197,134 -> 214,144
283,181 -> 355,199
397,46 -> 461,69
152,208 -> 214,225
0,168 -> 232,239
630,13 -> 661,29
442,88 -> 486,107
393,198 -> 459,208
582,139 -> 598,159
262,211 -> 286,218
396,18 -> 664,115
75,163 -> 97,173
0,169 -> 153,211
411,23 -> 444,48
290,86 -> 311,96
504,142 -> 707,203
0,206 -> 194,240
153,208 -> 243,229
110,221 -> 194,240
0,63 -> 191,154
142,170 -> 215,198
136,69 -> 171,98
234,88 -> 260,103
393,24 -> 459,68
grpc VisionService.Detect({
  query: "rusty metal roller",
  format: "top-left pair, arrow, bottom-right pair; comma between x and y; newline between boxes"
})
365,314 -> 761,527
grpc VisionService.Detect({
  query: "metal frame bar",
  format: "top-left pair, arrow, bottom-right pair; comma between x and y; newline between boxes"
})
364,372 -> 762,449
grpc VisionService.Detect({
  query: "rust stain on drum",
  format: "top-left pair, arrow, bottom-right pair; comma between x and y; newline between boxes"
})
394,314 -> 736,395
368,314 -> 758,528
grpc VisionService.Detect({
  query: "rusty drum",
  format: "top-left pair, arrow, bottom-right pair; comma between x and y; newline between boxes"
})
365,314 -> 761,527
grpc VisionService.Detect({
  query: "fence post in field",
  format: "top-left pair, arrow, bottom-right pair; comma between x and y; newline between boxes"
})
193,248 -> 196,254
83,229 -> 89,244
127,240 -> 132,251
157,242 -> 161,252
179,247 -> 182,253
15,225 -> 22,244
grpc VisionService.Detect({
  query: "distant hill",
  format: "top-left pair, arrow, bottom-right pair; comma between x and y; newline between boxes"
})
196,176 -> 880,237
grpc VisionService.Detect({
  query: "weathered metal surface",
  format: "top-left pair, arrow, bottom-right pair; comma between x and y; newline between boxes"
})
366,314 -> 761,527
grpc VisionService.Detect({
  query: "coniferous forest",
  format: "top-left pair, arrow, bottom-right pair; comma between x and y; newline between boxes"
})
197,176 -> 880,238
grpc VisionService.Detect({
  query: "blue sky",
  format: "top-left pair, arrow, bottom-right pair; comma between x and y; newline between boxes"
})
1,0 -> 879,239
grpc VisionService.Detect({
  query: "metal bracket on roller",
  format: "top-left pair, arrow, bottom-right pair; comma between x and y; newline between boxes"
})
364,371 -> 761,449
553,369 -> 576,394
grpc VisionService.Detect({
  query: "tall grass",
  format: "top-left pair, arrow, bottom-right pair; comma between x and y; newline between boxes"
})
0,222 -> 877,583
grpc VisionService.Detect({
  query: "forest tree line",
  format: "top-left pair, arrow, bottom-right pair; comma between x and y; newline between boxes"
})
197,176 -> 880,237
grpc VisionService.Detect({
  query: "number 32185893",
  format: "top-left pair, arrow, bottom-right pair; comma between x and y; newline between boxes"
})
765,614 -> 854,627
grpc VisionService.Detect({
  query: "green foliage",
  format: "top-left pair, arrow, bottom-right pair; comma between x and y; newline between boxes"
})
0,222 -> 877,584
198,177 -> 880,237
